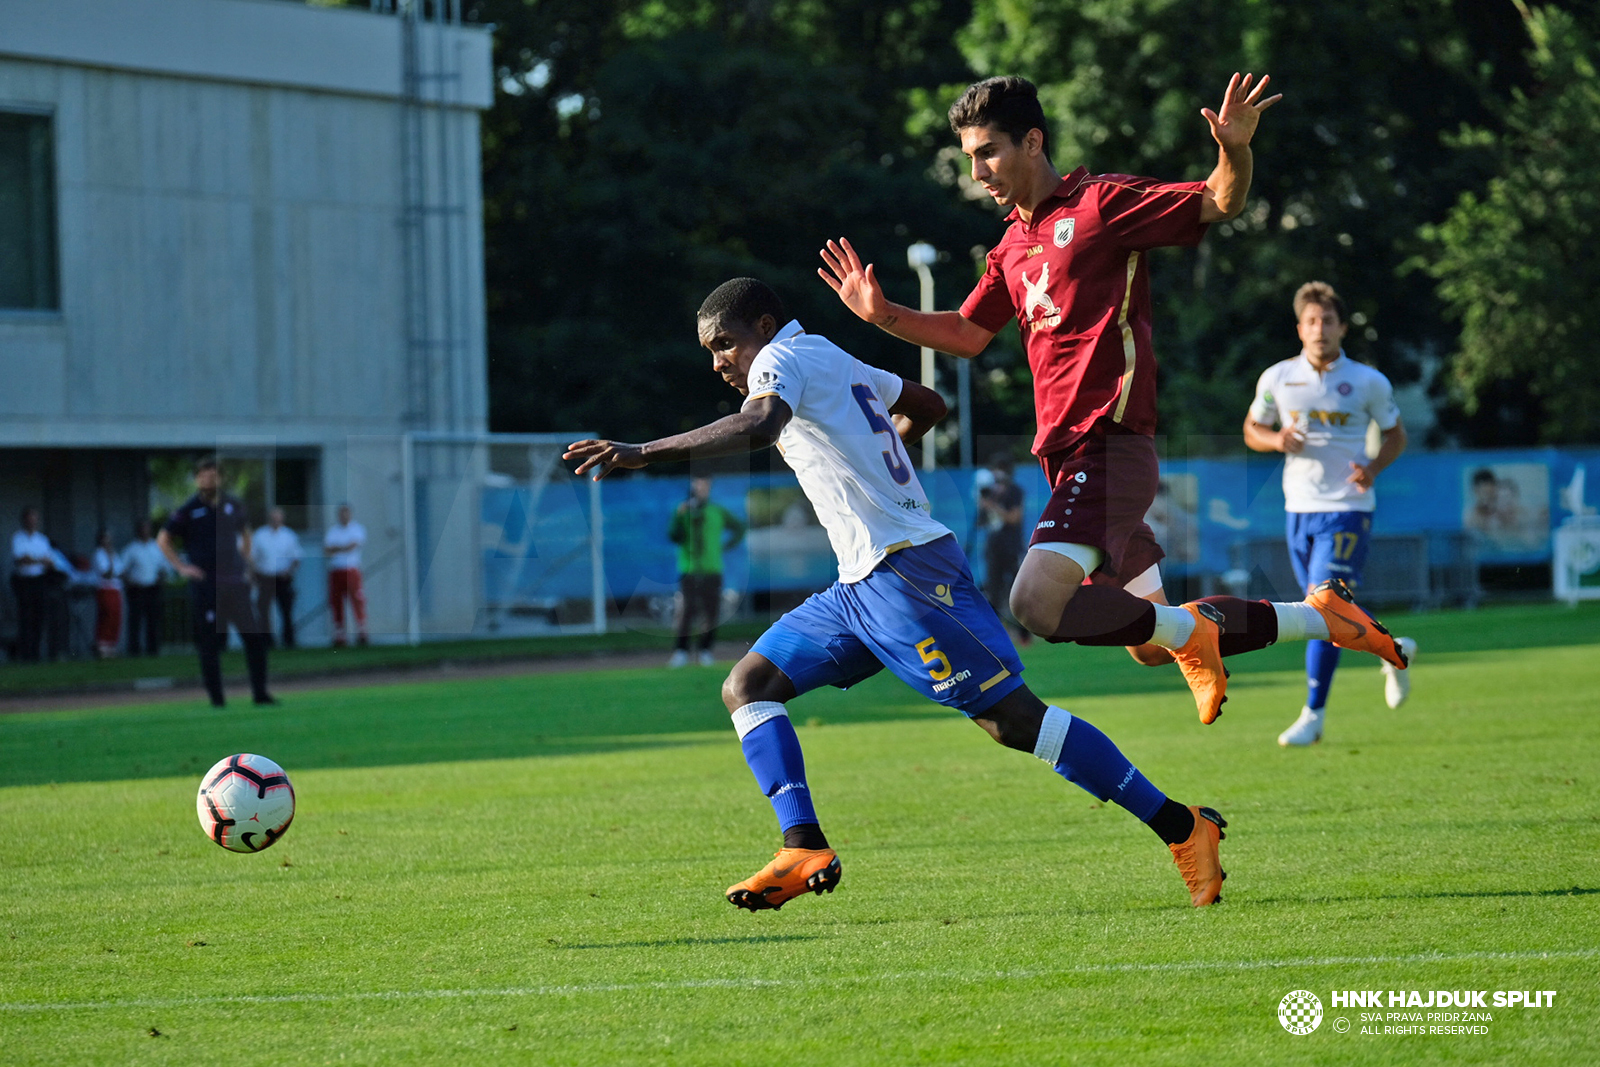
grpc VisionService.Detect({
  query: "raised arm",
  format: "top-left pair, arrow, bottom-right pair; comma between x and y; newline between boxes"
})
565,395 -> 794,481
888,378 -> 948,446
1198,73 -> 1281,224
818,238 -> 996,359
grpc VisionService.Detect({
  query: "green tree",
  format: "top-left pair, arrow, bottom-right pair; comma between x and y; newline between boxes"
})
942,0 -> 1520,448
1423,4 -> 1600,444
474,0 -> 995,453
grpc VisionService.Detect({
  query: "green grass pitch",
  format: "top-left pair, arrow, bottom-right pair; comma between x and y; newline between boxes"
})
2,603 -> 1597,1065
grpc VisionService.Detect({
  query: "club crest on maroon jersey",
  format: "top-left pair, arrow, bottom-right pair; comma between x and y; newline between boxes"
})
1053,217 -> 1075,247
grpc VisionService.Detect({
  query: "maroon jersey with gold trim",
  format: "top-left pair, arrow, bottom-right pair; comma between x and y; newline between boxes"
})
960,166 -> 1209,457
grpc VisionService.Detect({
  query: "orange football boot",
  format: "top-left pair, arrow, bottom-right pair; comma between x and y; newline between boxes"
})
1171,602 -> 1229,724
725,847 -> 841,911
1305,579 -> 1409,669
1169,805 -> 1228,906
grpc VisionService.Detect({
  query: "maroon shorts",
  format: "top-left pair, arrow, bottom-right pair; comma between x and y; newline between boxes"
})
1032,427 -> 1164,588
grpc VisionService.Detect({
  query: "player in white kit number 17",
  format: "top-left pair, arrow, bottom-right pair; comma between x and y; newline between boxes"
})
566,278 -> 1232,909
1244,281 -> 1416,746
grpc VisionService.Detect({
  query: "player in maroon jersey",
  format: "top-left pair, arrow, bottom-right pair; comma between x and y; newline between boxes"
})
821,74 -> 1407,724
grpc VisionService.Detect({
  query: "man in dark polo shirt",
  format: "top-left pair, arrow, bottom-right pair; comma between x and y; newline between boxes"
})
157,457 -> 273,707
821,74 -> 1408,725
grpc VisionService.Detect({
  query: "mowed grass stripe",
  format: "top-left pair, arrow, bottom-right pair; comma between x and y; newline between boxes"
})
4,946 -> 1597,1014
2,603 -> 1597,1065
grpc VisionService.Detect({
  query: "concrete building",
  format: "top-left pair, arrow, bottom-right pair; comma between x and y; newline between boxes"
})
0,0 -> 493,647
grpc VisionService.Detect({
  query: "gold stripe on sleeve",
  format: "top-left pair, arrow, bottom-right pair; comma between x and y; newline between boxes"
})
1111,250 -> 1141,423
979,669 -> 1012,692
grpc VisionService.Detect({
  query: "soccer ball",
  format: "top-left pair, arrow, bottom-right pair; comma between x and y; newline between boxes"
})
196,753 -> 296,852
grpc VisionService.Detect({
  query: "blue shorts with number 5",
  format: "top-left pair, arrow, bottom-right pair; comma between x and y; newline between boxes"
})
750,534 -> 1026,717
1287,511 -> 1373,593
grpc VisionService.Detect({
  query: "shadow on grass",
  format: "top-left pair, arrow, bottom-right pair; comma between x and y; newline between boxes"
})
1239,885 -> 1600,907
556,935 -> 822,950
4,601 -> 1597,789
0,667 -> 947,788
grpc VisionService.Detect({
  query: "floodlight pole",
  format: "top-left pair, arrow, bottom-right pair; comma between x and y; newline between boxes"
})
907,242 -> 972,472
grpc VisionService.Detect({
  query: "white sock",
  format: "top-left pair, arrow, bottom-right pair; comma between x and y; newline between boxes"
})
1272,602 -> 1329,642
730,701 -> 788,740
1033,705 -> 1073,764
1149,604 -> 1197,650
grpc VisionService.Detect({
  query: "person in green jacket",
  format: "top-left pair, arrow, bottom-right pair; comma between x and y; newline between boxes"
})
668,476 -> 745,667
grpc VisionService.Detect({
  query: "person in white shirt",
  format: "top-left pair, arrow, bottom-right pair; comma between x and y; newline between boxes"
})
1245,281 -> 1416,746
10,507 -> 52,662
92,528 -> 124,658
120,520 -> 172,657
324,504 -> 368,647
251,508 -> 302,649
565,277 -> 1234,912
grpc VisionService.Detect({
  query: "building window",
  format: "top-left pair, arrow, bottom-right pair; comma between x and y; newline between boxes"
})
0,111 -> 58,311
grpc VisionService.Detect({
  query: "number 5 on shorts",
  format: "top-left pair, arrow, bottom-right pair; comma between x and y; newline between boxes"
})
916,637 -> 952,681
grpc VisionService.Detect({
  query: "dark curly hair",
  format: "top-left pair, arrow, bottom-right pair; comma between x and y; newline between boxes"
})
697,277 -> 787,331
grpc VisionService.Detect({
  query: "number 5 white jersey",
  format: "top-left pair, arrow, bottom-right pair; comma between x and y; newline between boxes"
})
744,320 -> 952,582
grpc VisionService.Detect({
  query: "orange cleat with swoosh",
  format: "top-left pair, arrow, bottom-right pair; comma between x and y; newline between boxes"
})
726,848 -> 841,911
1305,579 -> 1409,669
1171,602 -> 1230,724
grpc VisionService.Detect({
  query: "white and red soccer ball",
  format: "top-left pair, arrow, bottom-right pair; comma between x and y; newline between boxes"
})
196,753 -> 296,852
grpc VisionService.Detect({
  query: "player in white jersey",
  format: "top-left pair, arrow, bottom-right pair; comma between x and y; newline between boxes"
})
566,278 -> 1232,909
1245,281 -> 1416,745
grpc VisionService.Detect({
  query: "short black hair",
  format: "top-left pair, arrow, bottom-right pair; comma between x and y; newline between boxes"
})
1472,468 -> 1497,486
948,76 -> 1051,161
194,455 -> 219,475
697,277 -> 786,331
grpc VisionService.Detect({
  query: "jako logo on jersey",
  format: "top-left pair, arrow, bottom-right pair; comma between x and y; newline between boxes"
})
1036,520 -> 1056,528
1022,263 -> 1062,331
751,371 -> 783,392
1054,217 -> 1075,247
1024,244 -> 1044,258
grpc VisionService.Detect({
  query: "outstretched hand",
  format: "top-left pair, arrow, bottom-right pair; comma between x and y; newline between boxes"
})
1202,72 -> 1281,152
565,439 -> 647,481
818,238 -> 889,324
1346,460 -> 1375,493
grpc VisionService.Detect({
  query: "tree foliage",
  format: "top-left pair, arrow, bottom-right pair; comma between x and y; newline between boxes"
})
1423,4 -> 1600,444
944,0 -> 1530,448
467,0 -> 1594,454
474,0 -> 996,455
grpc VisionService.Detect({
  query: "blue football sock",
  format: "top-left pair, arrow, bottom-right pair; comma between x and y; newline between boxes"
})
1306,639 -> 1342,711
732,703 -> 818,833
1034,705 -> 1166,822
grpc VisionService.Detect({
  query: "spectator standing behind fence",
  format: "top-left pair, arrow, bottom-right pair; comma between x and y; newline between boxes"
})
252,507 -> 301,649
121,520 -> 170,657
10,507 -> 51,662
92,529 -> 124,658
667,476 -> 745,668
977,453 -> 1031,646
324,503 -> 368,647
158,457 -> 273,707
